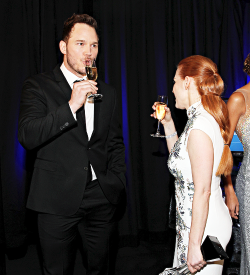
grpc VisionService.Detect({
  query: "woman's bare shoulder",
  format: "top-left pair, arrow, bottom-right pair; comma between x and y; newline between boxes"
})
228,91 -> 245,105
227,90 -> 246,116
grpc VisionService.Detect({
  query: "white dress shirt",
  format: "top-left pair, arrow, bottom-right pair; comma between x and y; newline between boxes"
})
60,63 -> 97,180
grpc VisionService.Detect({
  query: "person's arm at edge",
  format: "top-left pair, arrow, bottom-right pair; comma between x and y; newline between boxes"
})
222,92 -> 245,218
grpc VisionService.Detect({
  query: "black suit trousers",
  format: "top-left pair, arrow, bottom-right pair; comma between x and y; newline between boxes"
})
37,180 -> 118,275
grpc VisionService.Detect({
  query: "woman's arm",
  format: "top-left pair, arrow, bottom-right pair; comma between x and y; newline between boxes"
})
223,175 -> 239,219
186,129 -> 213,273
151,104 -> 178,152
222,92 -> 245,218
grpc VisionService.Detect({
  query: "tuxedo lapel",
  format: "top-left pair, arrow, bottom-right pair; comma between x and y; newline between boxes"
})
76,106 -> 89,141
53,65 -> 72,99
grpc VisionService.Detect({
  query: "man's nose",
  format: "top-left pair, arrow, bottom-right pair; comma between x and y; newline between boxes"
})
84,45 -> 92,56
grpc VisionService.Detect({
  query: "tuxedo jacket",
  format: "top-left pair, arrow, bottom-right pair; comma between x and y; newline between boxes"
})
18,65 -> 126,216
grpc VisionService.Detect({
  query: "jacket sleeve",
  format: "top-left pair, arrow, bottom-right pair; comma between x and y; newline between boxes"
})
18,77 -> 77,150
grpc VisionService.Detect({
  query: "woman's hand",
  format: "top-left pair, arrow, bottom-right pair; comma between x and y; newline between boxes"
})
151,102 -> 172,125
222,175 -> 239,219
225,188 -> 239,219
151,102 -> 178,152
187,243 -> 206,273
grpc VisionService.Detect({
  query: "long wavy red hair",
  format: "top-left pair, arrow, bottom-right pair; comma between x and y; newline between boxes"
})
178,55 -> 233,176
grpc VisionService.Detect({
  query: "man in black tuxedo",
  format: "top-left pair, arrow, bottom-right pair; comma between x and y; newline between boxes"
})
18,14 -> 126,275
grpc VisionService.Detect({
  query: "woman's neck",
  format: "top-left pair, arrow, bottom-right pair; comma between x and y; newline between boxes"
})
241,82 -> 250,91
187,88 -> 201,109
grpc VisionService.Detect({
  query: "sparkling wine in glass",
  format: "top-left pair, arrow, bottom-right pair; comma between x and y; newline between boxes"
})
151,95 -> 168,138
86,59 -> 103,99
85,66 -> 98,81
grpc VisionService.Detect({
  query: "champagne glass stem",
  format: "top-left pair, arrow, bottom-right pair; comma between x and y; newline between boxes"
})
156,120 -> 161,135
150,95 -> 167,138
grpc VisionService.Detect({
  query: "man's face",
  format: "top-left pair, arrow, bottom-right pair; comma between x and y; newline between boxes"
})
60,23 -> 98,77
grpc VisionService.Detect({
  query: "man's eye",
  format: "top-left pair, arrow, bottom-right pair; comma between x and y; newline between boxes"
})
173,80 -> 175,84
77,43 -> 84,46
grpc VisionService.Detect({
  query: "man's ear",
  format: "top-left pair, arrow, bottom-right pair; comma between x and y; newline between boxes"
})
59,40 -> 66,55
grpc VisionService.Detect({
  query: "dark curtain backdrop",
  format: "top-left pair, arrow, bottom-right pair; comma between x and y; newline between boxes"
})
0,0 -> 250,266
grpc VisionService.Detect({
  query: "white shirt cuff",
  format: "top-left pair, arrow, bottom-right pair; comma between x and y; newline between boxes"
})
68,102 -> 77,120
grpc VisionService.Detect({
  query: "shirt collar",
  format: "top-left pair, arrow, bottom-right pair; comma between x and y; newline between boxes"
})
187,100 -> 202,118
60,63 -> 87,88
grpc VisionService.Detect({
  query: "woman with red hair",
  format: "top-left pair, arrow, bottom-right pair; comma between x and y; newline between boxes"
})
152,55 -> 233,274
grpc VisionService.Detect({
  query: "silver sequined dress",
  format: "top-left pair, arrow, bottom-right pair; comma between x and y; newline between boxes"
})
234,89 -> 250,275
163,101 -> 232,275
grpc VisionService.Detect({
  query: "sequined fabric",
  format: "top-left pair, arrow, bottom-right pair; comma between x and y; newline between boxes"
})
167,103 -> 200,266
234,89 -> 250,275
162,101 -> 232,275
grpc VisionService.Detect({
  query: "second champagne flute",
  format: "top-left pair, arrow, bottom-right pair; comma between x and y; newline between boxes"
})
151,95 -> 168,138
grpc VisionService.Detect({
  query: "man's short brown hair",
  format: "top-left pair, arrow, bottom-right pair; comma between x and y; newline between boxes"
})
62,14 -> 98,43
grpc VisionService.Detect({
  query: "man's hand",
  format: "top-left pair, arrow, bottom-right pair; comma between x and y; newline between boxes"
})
69,80 -> 98,113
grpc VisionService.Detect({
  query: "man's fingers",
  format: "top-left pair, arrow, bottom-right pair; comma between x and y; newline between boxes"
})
88,80 -> 98,85
73,80 -> 98,90
73,83 -> 98,96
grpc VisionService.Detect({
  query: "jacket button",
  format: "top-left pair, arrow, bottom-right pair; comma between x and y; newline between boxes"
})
65,122 -> 69,126
60,126 -> 64,130
84,167 -> 88,170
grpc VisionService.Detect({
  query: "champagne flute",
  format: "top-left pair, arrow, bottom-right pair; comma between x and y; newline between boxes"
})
151,95 -> 168,138
85,59 -> 103,99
